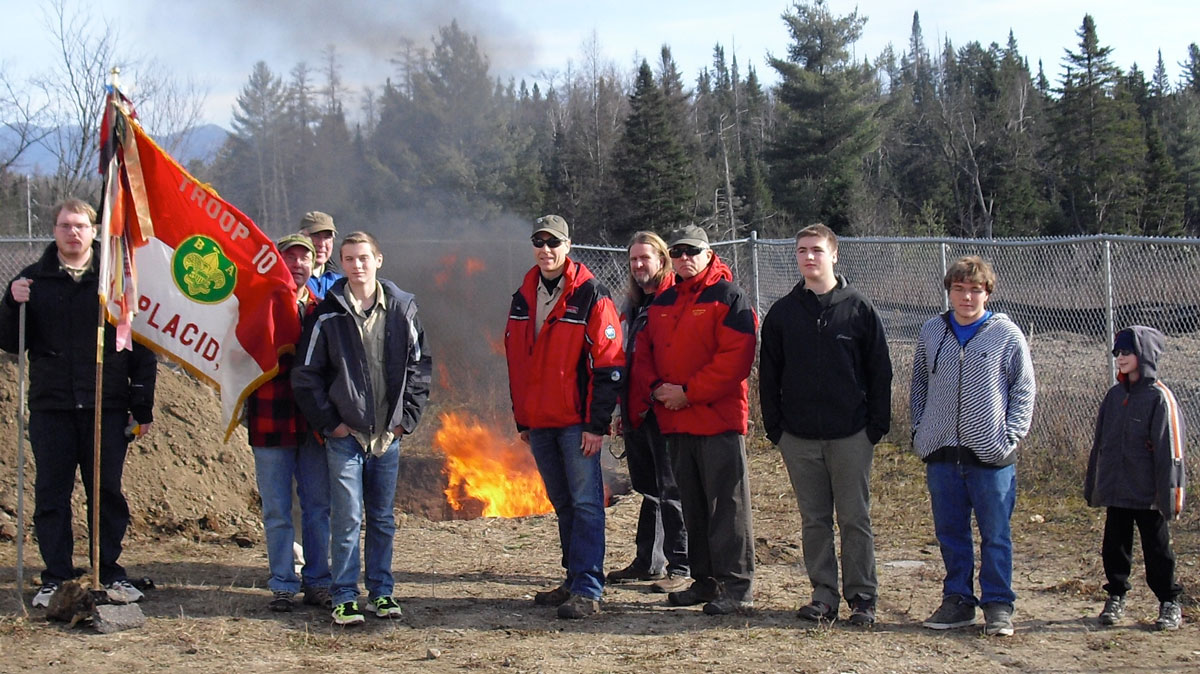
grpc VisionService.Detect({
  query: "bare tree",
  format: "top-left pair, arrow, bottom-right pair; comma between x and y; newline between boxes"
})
0,64 -> 52,173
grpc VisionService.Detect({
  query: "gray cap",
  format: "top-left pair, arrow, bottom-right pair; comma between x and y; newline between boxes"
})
299,211 -> 336,235
533,214 -> 569,240
668,225 -> 709,249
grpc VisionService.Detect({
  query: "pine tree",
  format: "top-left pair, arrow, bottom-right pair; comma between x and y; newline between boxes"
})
767,0 -> 879,231
610,60 -> 694,244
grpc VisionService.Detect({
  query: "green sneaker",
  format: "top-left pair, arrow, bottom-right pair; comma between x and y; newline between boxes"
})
372,596 -> 403,619
331,600 -> 365,625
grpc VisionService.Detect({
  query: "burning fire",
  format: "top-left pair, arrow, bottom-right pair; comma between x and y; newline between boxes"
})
434,411 -> 553,518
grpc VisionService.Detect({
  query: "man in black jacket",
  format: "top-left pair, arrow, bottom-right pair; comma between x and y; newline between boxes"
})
0,198 -> 157,608
759,223 -> 892,626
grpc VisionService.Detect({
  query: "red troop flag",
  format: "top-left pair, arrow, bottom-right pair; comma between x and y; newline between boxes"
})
99,87 -> 301,440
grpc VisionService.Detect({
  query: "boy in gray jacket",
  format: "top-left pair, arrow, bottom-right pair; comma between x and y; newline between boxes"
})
1085,325 -> 1186,631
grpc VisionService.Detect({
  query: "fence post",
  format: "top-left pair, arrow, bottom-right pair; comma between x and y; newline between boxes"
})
750,230 -> 761,320
1104,238 -> 1115,384
940,242 -> 950,313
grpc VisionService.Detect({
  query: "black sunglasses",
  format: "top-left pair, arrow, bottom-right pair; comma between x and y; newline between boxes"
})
531,237 -> 566,249
669,245 -> 705,258
1112,348 -> 1134,357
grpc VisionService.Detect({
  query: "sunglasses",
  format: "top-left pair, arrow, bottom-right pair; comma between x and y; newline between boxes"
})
669,245 -> 706,258
1112,349 -> 1134,357
531,237 -> 566,249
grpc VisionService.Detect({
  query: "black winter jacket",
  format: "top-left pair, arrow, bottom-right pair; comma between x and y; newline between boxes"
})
759,276 -> 892,444
0,242 -> 156,422
291,277 -> 431,439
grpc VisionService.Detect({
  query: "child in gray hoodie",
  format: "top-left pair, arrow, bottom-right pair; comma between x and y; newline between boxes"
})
1085,325 -> 1187,631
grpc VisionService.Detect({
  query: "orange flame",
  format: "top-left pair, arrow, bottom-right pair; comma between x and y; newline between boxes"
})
464,257 -> 486,277
434,411 -> 552,518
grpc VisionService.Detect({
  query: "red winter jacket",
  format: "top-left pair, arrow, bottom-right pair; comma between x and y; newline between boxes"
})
621,273 -> 675,431
246,290 -> 321,447
505,259 -> 625,434
632,254 -> 757,436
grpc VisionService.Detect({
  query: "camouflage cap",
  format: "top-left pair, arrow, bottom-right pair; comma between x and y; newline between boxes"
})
668,225 -> 709,249
533,214 -> 569,240
299,211 -> 336,235
276,233 -> 316,256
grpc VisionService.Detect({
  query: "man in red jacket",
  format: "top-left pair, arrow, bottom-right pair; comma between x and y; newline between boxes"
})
505,215 -> 624,619
633,225 -> 758,615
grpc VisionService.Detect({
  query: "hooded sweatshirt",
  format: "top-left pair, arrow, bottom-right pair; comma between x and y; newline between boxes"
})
1084,325 -> 1187,519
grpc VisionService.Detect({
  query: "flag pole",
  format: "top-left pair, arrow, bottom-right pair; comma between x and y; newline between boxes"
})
15,302 -> 28,615
90,67 -> 121,594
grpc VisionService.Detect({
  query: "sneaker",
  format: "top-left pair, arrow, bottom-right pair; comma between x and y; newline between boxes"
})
269,590 -> 296,612
31,582 -> 58,609
605,562 -> 666,584
302,585 -> 333,609
1155,600 -> 1182,631
797,600 -> 838,622
106,579 -> 145,604
982,603 -> 1015,637
557,594 -> 601,619
650,574 -> 692,594
848,595 -> 877,626
923,595 -> 977,630
702,594 -> 754,615
667,583 -> 719,607
372,596 -> 403,619
331,600 -> 366,626
533,585 -> 571,607
1099,595 -> 1125,626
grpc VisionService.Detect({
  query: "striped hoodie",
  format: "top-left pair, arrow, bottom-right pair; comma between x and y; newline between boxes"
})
1084,325 -> 1187,519
910,311 -> 1036,466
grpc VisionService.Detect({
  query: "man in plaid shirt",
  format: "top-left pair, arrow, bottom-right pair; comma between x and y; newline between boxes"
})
245,234 -> 331,612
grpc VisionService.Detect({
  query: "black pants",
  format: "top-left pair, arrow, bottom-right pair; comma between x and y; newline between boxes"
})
666,431 -> 754,601
626,413 -> 688,577
30,409 -> 132,585
1101,506 -> 1182,602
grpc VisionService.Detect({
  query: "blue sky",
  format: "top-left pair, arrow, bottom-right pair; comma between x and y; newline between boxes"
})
2,0 -> 1196,129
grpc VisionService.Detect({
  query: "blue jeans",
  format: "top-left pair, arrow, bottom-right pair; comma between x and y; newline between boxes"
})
326,435 -> 401,606
253,439 -> 332,593
926,461 -> 1017,606
528,425 -> 605,601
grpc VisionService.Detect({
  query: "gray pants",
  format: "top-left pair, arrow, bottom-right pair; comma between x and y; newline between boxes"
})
778,429 -> 877,607
667,432 -> 755,602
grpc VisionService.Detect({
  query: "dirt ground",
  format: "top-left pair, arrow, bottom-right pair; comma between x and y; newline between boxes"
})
1,361 -> 1200,673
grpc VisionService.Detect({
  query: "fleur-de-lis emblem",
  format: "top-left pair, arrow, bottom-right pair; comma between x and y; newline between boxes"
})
181,251 -> 228,296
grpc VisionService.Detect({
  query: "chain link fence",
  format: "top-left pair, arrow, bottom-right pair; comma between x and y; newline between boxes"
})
4,233 -> 1197,474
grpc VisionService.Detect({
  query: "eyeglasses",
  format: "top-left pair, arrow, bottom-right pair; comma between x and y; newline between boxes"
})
55,222 -> 94,231
531,237 -> 566,249
1112,349 -> 1134,357
669,245 -> 706,258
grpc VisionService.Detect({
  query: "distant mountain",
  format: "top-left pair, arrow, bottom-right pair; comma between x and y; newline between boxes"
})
0,123 -> 229,175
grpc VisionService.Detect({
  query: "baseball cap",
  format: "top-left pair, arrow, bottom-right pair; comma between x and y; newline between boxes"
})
299,211 -> 336,236
276,233 -> 316,256
533,214 -> 569,240
668,225 -> 709,249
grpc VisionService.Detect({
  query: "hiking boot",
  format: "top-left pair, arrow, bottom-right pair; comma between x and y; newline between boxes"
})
923,595 -> 977,630
606,562 -> 666,584
982,603 -> 1015,637
269,590 -> 296,612
1098,595 -> 1125,626
31,582 -> 58,609
797,600 -> 838,622
331,600 -> 365,625
106,579 -> 145,604
533,585 -> 571,607
557,594 -> 601,619
667,583 -> 718,607
848,595 -> 877,626
650,574 -> 692,594
302,585 -> 333,609
702,594 -> 754,615
1155,600 -> 1182,631
372,596 -> 403,619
